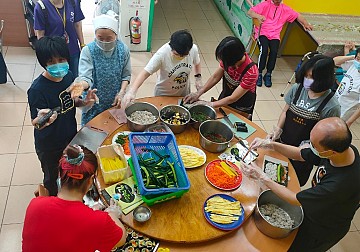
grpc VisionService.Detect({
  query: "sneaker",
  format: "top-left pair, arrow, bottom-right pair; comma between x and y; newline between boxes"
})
256,74 -> 263,87
263,73 -> 272,87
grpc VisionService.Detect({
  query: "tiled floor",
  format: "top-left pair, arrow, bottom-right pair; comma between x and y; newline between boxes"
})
0,0 -> 359,251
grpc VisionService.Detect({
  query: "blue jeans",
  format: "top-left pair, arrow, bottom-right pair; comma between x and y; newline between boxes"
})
69,52 -> 80,78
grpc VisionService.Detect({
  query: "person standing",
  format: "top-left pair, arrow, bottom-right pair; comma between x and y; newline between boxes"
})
184,36 -> 258,117
121,30 -> 201,107
245,117 -> 360,252
34,0 -> 85,77
248,0 -> 313,87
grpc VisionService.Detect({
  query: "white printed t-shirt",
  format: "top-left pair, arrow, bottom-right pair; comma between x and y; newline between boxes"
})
335,60 -> 360,120
144,43 -> 201,96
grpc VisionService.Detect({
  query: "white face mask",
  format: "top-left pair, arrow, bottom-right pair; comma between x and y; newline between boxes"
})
310,142 -> 333,158
95,38 -> 116,51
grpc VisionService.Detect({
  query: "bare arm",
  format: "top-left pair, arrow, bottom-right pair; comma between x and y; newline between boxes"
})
196,67 -> 224,96
277,104 -> 290,129
296,14 -> 313,31
35,30 -> 45,39
212,85 -> 248,108
346,107 -> 360,127
74,21 -> 85,47
194,62 -> 201,76
247,9 -> 265,23
128,69 -> 151,93
272,142 -> 304,161
108,213 -> 127,247
333,55 -> 355,67
262,176 -> 301,206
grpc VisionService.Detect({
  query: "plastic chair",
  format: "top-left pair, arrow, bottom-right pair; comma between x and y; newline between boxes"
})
0,20 -> 16,85
246,18 -> 262,58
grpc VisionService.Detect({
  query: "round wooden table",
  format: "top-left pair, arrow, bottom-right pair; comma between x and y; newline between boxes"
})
88,97 -> 301,251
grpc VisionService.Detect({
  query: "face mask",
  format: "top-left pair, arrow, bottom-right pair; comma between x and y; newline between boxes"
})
173,54 -> 185,61
46,62 -> 69,78
353,60 -> 360,70
310,142 -> 333,158
303,77 -> 314,90
96,38 -> 116,51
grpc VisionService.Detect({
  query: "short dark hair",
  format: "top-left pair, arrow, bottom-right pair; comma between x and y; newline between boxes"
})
295,54 -> 335,93
35,36 -> 70,69
169,30 -> 193,56
319,121 -> 352,153
356,47 -> 360,57
215,36 -> 245,71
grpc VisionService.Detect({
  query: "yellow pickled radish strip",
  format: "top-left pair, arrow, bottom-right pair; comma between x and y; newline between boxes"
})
220,161 -> 237,177
101,157 -> 125,172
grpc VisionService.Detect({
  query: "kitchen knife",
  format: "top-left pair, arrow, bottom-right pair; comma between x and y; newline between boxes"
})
219,107 -> 233,128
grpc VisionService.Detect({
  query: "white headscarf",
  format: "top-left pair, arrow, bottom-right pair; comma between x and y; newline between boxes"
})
93,10 -> 119,35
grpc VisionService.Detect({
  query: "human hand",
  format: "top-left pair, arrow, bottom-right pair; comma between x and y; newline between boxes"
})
266,125 -> 283,141
82,89 -> 98,113
68,78 -> 88,99
192,100 -> 214,107
345,41 -> 356,51
240,162 -> 268,183
112,91 -> 126,109
183,92 -> 201,104
257,15 -> 266,23
36,108 -> 58,128
105,198 -> 122,219
121,91 -> 136,109
195,76 -> 203,92
303,23 -> 313,31
250,137 -> 273,150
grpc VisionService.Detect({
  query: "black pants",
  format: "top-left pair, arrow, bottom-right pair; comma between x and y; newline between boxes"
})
36,149 -> 64,196
290,159 -> 314,187
257,35 -> 280,73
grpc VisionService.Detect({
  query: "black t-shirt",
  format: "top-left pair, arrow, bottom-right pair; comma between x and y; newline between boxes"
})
297,146 -> 360,237
27,73 -> 77,152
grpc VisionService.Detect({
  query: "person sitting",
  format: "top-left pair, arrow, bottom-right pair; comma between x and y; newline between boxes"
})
244,117 -> 360,252
121,30 -> 201,108
248,0 -> 313,87
75,10 -> 131,125
183,36 -> 258,117
268,55 -> 340,186
22,145 -> 127,252
334,48 -> 360,127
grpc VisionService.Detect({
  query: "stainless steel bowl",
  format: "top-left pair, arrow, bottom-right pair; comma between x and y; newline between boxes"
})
199,120 -> 233,153
159,105 -> 191,134
125,102 -> 159,132
189,104 -> 217,129
254,190 -> 304,239
133,205 -> 152,222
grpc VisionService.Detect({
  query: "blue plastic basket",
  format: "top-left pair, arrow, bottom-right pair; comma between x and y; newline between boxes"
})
128,132 -> 190,195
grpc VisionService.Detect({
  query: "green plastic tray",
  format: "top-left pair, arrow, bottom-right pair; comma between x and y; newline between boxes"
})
128,157 -> 188,206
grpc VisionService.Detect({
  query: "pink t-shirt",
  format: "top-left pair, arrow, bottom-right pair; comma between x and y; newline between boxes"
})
251,1 -> 298,40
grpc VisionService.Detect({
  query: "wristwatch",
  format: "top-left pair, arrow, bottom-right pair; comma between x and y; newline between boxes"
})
194,73 -> 201,78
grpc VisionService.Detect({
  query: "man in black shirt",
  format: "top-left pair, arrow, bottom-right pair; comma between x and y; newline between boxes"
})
242,117 -> 360,252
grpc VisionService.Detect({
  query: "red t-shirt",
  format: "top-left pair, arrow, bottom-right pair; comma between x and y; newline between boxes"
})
22,196 -> 123,252
220,53 -> 258,93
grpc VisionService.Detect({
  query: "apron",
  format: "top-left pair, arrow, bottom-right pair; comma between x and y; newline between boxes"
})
82,41 -> 125,125
280,84 -> 334,186
218,62 -> 256,115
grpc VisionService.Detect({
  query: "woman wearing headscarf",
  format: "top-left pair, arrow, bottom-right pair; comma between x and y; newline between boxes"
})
22,145 -> 127,251
75,10 -> 131,125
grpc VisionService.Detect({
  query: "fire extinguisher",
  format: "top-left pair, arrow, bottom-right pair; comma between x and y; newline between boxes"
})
129,10 -> 141,44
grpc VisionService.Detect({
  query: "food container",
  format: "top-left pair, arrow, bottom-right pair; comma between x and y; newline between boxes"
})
254,190 -> 304,239
128,157 -> 188,206
125,102 -> 159,132
128,132 -> 190,196
96,144 -> 131,184
199,120 -> 234,153
133,206 -> 152,222
159,105 -> 191,134
189,104 -> 217,129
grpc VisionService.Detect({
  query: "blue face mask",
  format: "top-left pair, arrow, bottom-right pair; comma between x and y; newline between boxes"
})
303,77 -> 314,90
353,60 -> 360,70
46,62 -> 69,78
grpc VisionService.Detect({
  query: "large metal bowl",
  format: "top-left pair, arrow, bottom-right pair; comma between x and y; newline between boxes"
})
125,102 -> 159,132
199,120 -> 233,153
254,190 -> 304,239
159,105 -> 191,134
189,104 -> 217,129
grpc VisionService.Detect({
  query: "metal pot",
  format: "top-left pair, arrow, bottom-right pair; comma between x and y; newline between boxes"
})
125,102 -> 159,132
160,105 -> 191,134
189,104 -> 217,129
254,190 -> 304,239
199,120 -> 233,153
